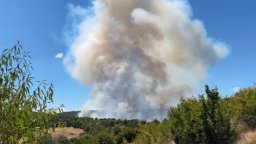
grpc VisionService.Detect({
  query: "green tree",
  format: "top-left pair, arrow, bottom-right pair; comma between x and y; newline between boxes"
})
169,86 -> 236,144
115,127 -> 137,144
132,121 -> 173,144
169,97 -> 203,144
0,43 -> 59,143
199,86 -> 236,144
227,87 -> 256,130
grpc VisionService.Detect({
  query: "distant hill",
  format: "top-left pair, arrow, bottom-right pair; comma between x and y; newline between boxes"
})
56,111 -> 80,118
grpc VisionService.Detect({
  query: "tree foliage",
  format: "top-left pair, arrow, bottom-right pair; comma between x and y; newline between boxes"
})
132,120 -> 173,144
49,112 -> 141,144
169,86 -> 236,144
0,43 -> 58,143
227,87 -> 256,130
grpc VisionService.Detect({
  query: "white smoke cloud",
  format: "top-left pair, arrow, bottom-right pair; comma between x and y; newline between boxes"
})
64,0 -> 230,120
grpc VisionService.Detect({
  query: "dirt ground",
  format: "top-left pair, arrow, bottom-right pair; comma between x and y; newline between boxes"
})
50,127 -> 84,139
236,130 -> 256,144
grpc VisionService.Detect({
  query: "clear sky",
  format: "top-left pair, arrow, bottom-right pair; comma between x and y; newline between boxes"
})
0,0 -> 256,111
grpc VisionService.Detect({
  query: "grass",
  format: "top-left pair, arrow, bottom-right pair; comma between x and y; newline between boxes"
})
49,127 -> 84,140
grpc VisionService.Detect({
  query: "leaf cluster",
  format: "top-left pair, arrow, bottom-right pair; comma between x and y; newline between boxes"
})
0,43 -> 58,143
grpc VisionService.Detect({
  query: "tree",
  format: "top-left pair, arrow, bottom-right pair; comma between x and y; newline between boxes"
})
0,43 -> 59,143
169,86 -> 236,144
199,86 -> 236,144
169,97 -> 203,144
227,87 -> 256,130
133,121 -> 173,144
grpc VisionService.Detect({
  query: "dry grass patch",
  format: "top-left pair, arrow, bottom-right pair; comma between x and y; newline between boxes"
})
50,127 -> 84,139
236,130 -> 256,144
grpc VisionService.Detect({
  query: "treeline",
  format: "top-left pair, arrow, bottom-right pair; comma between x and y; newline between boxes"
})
51,112 -> 146,130
49,113 -> 146,144
50,85 -> 256,144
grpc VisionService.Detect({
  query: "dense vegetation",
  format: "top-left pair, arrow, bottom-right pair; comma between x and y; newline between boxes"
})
168,86 -> 236,144
49,86 -> 256,144
50,112 -> 145,144
1,44 -> 256,144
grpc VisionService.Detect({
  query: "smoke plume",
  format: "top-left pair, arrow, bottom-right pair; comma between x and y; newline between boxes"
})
64,0 -> 229,120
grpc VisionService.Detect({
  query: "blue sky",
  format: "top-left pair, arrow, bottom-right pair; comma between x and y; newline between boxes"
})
0,0 -> 256,110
